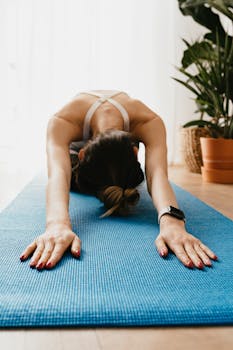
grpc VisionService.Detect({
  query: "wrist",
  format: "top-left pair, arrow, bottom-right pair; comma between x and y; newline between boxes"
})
159,214 -> 185,228
158,205 -> 185,225
46,219 -> 72,230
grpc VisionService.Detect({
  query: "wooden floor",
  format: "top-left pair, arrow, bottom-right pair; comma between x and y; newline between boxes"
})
0,164 -> 233,350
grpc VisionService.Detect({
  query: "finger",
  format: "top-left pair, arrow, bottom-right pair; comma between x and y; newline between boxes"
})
36,240 -> 55,269
30,241 -> 45,267
198,242 -> 218,260
70,236 -> 82,258
45,244 -> 66,269
184,242 -> 204,269
154,236 -> 168,257
172,245 -> 194,268
194,242 -> 212,266
20,241 -> 37,261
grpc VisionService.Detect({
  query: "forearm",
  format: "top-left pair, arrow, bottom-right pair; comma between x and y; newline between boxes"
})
148,169 -> 185,227
46,169 -> 72,229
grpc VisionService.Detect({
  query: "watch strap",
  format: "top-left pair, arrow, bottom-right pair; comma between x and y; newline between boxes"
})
158,206 -> 185,224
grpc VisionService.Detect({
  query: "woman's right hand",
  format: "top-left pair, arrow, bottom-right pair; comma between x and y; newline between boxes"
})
20,223 -> 82,270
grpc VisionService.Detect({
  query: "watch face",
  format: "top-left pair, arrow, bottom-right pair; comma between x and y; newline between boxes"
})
170,206 -> 185,219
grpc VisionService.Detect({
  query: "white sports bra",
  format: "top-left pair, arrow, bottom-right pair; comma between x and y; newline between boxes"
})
69,90 -> 130,154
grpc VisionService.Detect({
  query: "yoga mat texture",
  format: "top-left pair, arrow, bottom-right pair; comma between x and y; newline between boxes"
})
0,171 -> 233,328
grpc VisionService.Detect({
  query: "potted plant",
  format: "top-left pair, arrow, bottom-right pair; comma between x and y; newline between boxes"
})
174,0 -> 233,183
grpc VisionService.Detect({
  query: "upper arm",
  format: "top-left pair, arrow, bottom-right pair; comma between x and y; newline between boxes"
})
46,116 -> 82,147
133,100 -> 168,188
142,118 -> 168,182
46,116 -> 82,178
134,100 -> 167,171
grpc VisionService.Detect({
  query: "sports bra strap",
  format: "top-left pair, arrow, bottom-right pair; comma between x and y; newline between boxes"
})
107,98 -> 129,131
82,99 -> 104,140
82,91 -> 130,141
80,90 -> 123,98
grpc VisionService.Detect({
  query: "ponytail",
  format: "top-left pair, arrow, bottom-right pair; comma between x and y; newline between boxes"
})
97,185 -> 140,218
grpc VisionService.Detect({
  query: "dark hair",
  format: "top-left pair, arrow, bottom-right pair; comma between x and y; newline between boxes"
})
70,129 -> 145,218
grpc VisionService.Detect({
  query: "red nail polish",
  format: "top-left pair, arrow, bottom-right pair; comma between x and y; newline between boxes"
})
76,250 -> 81,257
187,261 -> 194,268
160,250 -> 166,257
198,262 -> 204,269
46,262 -> 52,268
20,255 -> 25,261
36,263 -> 43,269
213,255 -> 218,260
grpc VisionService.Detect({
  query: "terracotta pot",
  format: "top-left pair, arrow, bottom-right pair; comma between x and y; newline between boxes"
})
201,167 -> 233,184
200,137 -> 233,183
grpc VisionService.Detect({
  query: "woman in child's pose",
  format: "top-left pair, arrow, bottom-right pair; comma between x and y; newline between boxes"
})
20,90 -> 217,270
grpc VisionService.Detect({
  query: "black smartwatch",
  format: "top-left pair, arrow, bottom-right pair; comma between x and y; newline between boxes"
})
158,206 -> 186,224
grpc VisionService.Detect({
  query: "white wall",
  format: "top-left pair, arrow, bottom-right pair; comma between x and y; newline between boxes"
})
0,0 -> 206,176
172,3 -> 208,164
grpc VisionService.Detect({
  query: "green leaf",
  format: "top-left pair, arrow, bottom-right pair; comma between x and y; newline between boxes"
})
178,0 -> 226,34
210,1 -> 233,21
172,77 -> 201,96
181,40 -> 215,68
182,119 -> 222,130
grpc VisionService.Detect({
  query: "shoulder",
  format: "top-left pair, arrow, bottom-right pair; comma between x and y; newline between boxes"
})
129,98 -> 158,117
47,94 -> 88,144
127,98 -> 160,125
53,94 -> 87,121
138,117 -> 167,149
129,99 -> 166,147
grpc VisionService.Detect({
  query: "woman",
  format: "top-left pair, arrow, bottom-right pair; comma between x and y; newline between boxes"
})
20,89 -> 217,270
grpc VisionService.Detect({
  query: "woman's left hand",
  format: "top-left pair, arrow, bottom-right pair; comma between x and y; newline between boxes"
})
154,221 -> 218,269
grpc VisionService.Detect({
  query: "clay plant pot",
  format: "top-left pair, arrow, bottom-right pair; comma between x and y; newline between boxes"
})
200,137 -> 233,184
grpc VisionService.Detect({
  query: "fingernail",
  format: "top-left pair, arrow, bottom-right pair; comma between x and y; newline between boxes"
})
213,255 -> 218,260
187,261 -> 194,268
206,261 -> 212,267
46,262 -> 52,268
36,263 -> 43,269
75,250 -> 81,257
20,255 -> 25,261
160,250 -> 166,257
198,262 -> 204,269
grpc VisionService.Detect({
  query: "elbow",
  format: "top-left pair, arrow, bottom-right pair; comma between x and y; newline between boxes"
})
145,170 -> 154,197
147,182 -> 152,197
146,167 -> 168,195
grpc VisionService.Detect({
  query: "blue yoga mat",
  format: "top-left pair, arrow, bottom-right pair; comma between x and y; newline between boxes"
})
0,170 -> 233,328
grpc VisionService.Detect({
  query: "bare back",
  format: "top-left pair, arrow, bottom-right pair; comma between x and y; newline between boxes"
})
52,90 -> 159,145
